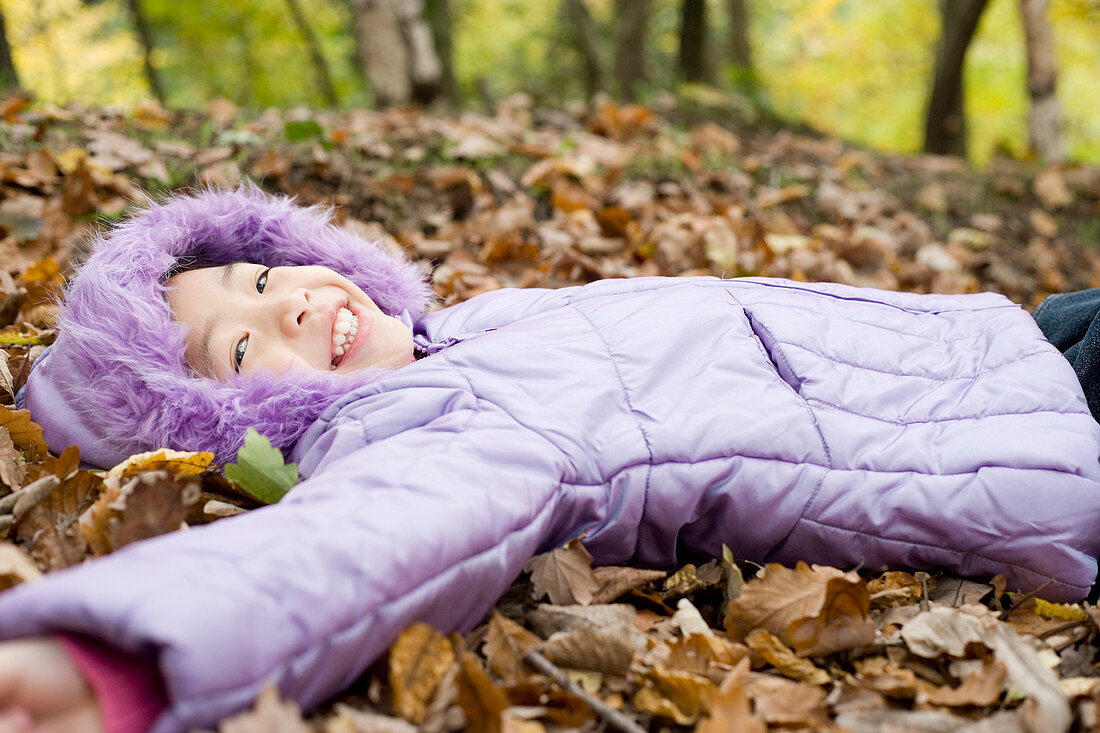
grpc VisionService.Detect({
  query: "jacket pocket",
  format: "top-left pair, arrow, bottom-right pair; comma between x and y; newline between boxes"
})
743,308 -> 805,397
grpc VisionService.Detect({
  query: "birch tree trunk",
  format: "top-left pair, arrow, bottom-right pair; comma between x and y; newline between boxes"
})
923,0 -> 990,157
1019,0 -> 1064,161
614,0 -> 649,101
0,7 -> 19,93
349,0 -> 441,107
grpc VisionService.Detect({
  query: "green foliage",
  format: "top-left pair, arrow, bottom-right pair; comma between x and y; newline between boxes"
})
3,0 -> 146,103
223,428 -> 299,504
140,0 -> 364,108
4,0 -> 1100,164
284,119 -> 324,141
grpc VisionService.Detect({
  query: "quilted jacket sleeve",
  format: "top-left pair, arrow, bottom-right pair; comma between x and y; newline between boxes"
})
0,388 -> 571,733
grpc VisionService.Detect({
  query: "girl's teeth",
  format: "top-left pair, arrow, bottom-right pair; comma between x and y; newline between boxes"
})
332,307 -> 359,367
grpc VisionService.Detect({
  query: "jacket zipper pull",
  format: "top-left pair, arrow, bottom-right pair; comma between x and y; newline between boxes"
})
413,334 -> 456,356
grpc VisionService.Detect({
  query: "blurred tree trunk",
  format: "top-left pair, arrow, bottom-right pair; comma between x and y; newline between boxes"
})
425,0 -> 458,104
0,7 -> 19,93
614,0 -> 648,101
679,0 -> 711,83
1019,0 -> 1064,161
121,0 -> 166,105
564,0 -> 606,98
349,0 -> 442,107
923,0 -> 989,157
726,0 -> 756,92
284,0 -> 339,106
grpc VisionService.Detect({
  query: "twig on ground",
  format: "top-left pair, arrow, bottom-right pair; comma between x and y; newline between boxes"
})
523,648 -> 647,733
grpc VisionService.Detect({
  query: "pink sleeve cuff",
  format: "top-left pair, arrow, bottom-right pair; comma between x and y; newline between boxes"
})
55,634 -> 168,733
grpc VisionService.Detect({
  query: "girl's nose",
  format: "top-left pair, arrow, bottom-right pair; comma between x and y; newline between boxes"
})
280,287 -> 311,335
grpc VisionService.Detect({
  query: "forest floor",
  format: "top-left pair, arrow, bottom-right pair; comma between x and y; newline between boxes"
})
0,93 -> 1099,731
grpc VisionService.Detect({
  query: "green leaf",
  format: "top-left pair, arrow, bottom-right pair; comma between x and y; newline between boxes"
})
223,428 -> 298,504
284,120 -> 324,142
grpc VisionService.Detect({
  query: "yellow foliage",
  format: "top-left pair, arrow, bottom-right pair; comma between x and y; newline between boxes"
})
2,0 -> 148,105
1033,598 -> 1089,623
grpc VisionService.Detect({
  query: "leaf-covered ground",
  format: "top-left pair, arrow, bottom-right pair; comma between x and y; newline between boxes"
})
0,94 -> 1099,731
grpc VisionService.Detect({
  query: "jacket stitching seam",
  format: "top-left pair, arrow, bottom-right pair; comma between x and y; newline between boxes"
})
735,278 -> 1015,321
775,342 -> 1050,381
726,292 -> 832,562
569,302 -> 655,514
804,397 -> 1086,426
799,516 -> 1089,593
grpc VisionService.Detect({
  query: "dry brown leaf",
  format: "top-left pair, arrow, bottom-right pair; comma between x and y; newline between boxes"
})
901,605 -> 998,659
0,351 -> 13,401
690,122 -> 741,156
39,444 -> 80,481
540,625 -> 636,675
662,561 -> 720,599
525,539 -> 598,606
455,649 -> 509,733
985,623 -> 1071,733
526,603 -> 637,639
868,570 -> 923,609
589,565 -> 664,604
218,685 -> 311,733
107,448 -> 215,480
503,680 -> 591,727
726,562 -> 874,656
389,623 -> 456,724
550,179 -> 600,214
835,708 -> 1016,733
853,656 -> 922,699
0,408 -> 48,462
0,540 -> 41,589
499,717 -> 543,733
744,671 -> 828,726
79,471 -> 199,555
631,665 -> 714,725
744,629 -> 831,685
902,607 -> 1071,731
14,470 -> 101,571
1034,168 -> 1074,209
0,425 -> 24,489
325,703 -> 417,733
484,613 -> 539,683
666,633 -> 749,677
695,658 -> 763,733
929,576 -> 993,607
923,659 -> 1006,707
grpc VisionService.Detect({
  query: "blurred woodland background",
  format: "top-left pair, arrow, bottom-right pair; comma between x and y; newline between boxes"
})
0,0 -> 1098,166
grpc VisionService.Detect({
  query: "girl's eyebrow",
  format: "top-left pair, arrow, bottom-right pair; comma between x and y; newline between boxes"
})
221,262 -> 240,287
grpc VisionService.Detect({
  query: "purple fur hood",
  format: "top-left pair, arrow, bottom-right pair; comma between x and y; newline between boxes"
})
22,187 -> 434,467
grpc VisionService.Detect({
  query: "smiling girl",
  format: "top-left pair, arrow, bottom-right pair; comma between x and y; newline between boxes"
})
166,264 -> 415,379
0,186 -> 1098,733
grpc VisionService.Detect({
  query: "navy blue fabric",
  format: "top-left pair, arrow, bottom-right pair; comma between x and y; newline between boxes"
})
1034,289 -> 1100,424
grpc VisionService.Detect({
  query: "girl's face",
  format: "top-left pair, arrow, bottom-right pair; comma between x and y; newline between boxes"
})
166,263 -> 414,380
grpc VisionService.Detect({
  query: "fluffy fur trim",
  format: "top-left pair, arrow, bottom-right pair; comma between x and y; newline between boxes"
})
41,186 -> 433,464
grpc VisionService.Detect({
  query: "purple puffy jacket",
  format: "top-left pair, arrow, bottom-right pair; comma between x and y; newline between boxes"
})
2,192 -> 1099,732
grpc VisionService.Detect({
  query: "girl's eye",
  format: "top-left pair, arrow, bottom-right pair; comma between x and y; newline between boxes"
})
233,335 -> 249,372
256,268 -> 270,294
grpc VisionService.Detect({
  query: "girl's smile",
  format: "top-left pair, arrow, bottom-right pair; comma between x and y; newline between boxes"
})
166,263 -> 413,380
